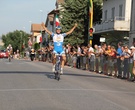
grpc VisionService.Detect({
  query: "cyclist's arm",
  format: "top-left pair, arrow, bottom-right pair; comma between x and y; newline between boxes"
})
41,22 -> 52,35
66,23 -> 77,35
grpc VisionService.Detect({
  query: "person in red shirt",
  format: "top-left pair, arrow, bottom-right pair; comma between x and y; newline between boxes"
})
110,46 -> 117,76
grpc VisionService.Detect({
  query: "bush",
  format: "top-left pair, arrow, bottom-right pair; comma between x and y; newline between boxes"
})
34,43 -> 40,51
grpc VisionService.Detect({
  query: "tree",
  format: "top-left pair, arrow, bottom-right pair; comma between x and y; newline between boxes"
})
103,32 -> 129,48
60,0 -> 88,45
59,0 -> 102,45
34,43 -> 40,51
1,30 -> 29,52
93,0 -> 102,23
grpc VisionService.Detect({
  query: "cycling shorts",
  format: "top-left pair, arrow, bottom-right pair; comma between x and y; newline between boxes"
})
53,50 -> 65,55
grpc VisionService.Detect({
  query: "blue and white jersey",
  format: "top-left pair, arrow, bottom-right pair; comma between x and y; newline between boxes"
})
51,33 -> 67,54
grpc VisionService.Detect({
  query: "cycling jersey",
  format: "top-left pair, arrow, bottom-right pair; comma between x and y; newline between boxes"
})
51,33 -> 67,55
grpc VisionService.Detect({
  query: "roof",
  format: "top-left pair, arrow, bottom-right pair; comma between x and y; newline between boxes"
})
56,0 -> 64,4
56,0 -> 64,8
48,9 -> 59,15
31,24 -> 43,32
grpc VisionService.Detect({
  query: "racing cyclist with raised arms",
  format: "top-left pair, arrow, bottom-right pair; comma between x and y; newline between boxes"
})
41,22 -> 77,74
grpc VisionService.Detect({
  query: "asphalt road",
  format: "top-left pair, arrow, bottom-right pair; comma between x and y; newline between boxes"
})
0,58 -> 135,110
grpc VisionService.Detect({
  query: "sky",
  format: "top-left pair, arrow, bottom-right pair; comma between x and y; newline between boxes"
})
0,0 -> 56,37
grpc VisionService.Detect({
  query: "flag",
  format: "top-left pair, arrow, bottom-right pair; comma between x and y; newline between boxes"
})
40,36 -> 42,43
40,31 -> 42,43
89,0 -> 93,28
55,14 -> 60,26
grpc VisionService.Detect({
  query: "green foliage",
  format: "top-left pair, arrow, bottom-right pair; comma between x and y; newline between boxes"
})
60,0 -> 88,45
59,0 -> 102,45
34,43 -> 40,51
1,30 -> 29,52
103,32 -> 129,48
93,0 -> 102,23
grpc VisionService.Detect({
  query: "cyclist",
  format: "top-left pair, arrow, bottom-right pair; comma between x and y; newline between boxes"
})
7,44 -> 13,59
41,22 -> 77,74
30,48 -> 35,61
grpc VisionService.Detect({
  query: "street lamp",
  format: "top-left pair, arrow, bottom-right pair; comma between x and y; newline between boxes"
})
29,21 -> 32,33
40,10 -> 43,22
29,20 -> 33,48
20,32 -> 22,55
23,27 -> 26,49
40,10 -> 43,48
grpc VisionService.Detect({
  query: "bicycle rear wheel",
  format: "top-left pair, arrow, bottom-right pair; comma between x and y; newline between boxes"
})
9,55 -> 11,62
55,63 -> 61,81
57,72 -> 60,81
57,63 -> 61,81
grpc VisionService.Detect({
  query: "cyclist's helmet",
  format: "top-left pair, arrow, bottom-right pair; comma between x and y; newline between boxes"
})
56,26 -> 62,30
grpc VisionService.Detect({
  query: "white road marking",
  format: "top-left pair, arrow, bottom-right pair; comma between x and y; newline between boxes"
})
0,88 -> 134,94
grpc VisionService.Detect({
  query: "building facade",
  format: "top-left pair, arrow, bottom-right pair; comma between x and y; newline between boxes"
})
93,0 -> 132,44
129,0 -> 135,46
44,0 -> 64,44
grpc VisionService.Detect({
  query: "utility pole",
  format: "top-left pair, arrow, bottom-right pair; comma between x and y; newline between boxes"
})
40,10 -> 43,49
88,0 -> 93,45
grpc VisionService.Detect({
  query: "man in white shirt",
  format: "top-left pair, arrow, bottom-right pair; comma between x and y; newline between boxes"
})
76,45 -> 81,69
88,44 -> 95,71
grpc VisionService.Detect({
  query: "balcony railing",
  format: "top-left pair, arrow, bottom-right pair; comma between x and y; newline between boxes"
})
93,17 -> 130,34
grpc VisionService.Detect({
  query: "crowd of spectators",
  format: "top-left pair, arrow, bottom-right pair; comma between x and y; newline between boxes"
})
30,42 -> 135,82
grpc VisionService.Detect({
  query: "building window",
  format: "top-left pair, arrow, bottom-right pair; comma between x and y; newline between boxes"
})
104,10 -> 107,21
111,7 -> 115,20
119,4 -> 123,20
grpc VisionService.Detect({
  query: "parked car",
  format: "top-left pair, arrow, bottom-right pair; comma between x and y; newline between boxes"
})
0,50 -> 9,58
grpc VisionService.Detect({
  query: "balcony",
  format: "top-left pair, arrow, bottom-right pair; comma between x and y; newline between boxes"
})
93,17 -> 130,34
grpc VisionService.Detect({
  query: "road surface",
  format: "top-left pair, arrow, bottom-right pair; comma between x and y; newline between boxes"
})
0,59 -> 134,110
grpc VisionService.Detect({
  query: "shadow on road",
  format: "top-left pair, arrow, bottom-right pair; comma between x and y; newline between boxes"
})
0,71 -> 49,74
0,71 -> 112,79
63,73 -> 112,79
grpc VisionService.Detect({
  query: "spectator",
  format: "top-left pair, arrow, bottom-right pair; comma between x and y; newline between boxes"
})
131,46 -> 135,81
109,46 -> 117,76
102,43 -> 107,75
98,45 -> 103,73
122,46 -> 131,79
116,42 -> 123,78
76,45 -> 81,69
88,44 -> 95,71
71,46 -> 77,68
94,44 -> 100,73
106,45 -> 112,75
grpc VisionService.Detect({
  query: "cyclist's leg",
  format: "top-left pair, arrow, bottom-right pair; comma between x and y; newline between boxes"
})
52,51 -> 57,72
60,51 -> 66,74
61,54 -> 66,68
8,52 -> 10,59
